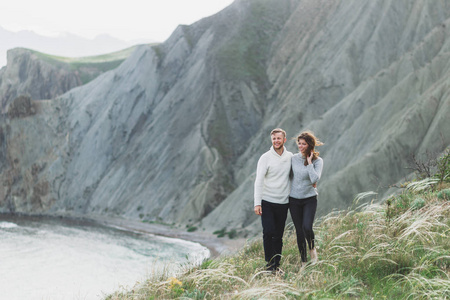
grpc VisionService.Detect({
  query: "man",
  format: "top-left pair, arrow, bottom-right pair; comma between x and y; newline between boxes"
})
254,128 -> 293,271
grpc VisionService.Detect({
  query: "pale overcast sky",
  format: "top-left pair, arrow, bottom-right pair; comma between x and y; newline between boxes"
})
0,0 -> 234,42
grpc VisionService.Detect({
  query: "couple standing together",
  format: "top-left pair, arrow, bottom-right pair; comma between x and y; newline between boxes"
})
254,128 -> 324,271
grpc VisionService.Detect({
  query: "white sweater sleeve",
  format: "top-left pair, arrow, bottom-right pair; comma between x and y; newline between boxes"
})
254,155 -> 268,206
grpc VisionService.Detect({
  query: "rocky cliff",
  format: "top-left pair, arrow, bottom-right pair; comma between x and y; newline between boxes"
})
0,47 -> 135,112
0,0 -> 449,235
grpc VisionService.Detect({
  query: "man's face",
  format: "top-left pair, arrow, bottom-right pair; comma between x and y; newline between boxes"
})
271,132 -> 286,151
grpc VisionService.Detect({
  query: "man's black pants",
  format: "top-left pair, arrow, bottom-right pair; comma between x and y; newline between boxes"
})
289,195 -> 317,262
261,200 -> 289,267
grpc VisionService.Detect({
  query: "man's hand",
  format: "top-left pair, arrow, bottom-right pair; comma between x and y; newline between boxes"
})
313,183 -> 317,188
254,205 -> 262,216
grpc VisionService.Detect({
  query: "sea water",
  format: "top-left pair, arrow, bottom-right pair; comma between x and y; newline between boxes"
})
0,215 -> 209,300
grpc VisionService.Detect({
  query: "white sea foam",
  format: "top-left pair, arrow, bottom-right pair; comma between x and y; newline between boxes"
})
0,221 -> 18,228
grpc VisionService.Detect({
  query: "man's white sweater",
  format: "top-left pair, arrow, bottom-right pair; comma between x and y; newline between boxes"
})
254,146 -> 293,206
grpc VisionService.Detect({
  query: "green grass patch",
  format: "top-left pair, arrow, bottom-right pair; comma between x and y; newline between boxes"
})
19,46 -> 144,84
32,46 -> 137,64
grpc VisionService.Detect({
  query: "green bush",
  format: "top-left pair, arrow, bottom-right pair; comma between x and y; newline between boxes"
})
187,226 -> 198,232
411,197 -> 426,210
435,148 -> 450,183
437,189 -> 450,200
213,228 -> 227,238
227,229 -> 237,239
212,228 -> 239,238
182,288 -> 206,299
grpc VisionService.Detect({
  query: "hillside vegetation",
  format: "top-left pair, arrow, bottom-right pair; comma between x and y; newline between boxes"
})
34,46 -> 137,64
32,46 -> 139,84
107,151 -> 450,299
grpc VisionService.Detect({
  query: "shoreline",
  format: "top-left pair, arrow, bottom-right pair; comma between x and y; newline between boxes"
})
0,213 -> 249,259
92,215 -> 249,258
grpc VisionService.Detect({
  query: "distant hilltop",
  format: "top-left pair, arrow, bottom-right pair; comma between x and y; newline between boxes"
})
0,0 -> 449,236
0,26 -> 156,67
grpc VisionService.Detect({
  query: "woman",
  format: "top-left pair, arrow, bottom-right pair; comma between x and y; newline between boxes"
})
289,131 -> 323,266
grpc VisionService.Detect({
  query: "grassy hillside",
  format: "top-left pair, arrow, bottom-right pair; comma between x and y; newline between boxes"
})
107,151 -> 450,299
31,47 -> 142,84
36,47 -> 137,64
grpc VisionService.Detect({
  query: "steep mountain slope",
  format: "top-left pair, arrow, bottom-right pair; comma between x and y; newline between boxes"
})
203,0 -> 450,230
0,0 -> 449,235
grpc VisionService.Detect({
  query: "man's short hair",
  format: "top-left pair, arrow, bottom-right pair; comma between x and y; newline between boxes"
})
270,128 -> 286,138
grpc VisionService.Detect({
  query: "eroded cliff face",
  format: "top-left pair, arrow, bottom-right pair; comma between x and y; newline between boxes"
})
0,96 -> 69,213
0,47 -> 133,112
0,0 -> 449,234
0,49 -> 81,112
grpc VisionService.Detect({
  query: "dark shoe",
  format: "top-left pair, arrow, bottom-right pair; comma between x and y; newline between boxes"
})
265,263 -> 279,272
274,267 -> 285,275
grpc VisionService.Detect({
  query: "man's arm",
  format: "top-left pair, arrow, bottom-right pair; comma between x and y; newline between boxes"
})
254,155 -> 267,215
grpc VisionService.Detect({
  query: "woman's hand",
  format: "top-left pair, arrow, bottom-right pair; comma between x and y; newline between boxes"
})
307,151 -> 314,165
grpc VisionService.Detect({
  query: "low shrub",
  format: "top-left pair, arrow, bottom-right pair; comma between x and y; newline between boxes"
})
437,189 -> 450,200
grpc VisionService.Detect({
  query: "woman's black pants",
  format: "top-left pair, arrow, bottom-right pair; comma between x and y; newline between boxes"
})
289,195 -> 317,262
261,200 -> 289,267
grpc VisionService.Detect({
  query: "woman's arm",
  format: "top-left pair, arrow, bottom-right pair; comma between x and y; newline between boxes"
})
307,157 -> 323,184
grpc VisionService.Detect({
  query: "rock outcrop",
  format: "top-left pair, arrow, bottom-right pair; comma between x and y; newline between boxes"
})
7,95 -> 35,118
0,48 -> 81,111
0,0 -> 449,235
0,47 -> 134,112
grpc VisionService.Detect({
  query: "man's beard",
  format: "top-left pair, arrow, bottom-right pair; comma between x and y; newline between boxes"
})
273,144 -> 284,150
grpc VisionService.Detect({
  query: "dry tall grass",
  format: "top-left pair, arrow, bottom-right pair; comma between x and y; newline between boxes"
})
107,184 -> 450,299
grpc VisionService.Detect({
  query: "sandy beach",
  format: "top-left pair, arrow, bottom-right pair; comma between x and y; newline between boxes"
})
92,215 -> 250,258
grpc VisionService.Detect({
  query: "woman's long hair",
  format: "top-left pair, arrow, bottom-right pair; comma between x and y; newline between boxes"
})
296,131 -> 324,166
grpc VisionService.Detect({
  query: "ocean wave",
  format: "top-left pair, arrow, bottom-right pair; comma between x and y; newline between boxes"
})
0,221 -> 18,229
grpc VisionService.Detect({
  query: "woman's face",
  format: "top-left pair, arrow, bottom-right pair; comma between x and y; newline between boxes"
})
297,138 -> 309,154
